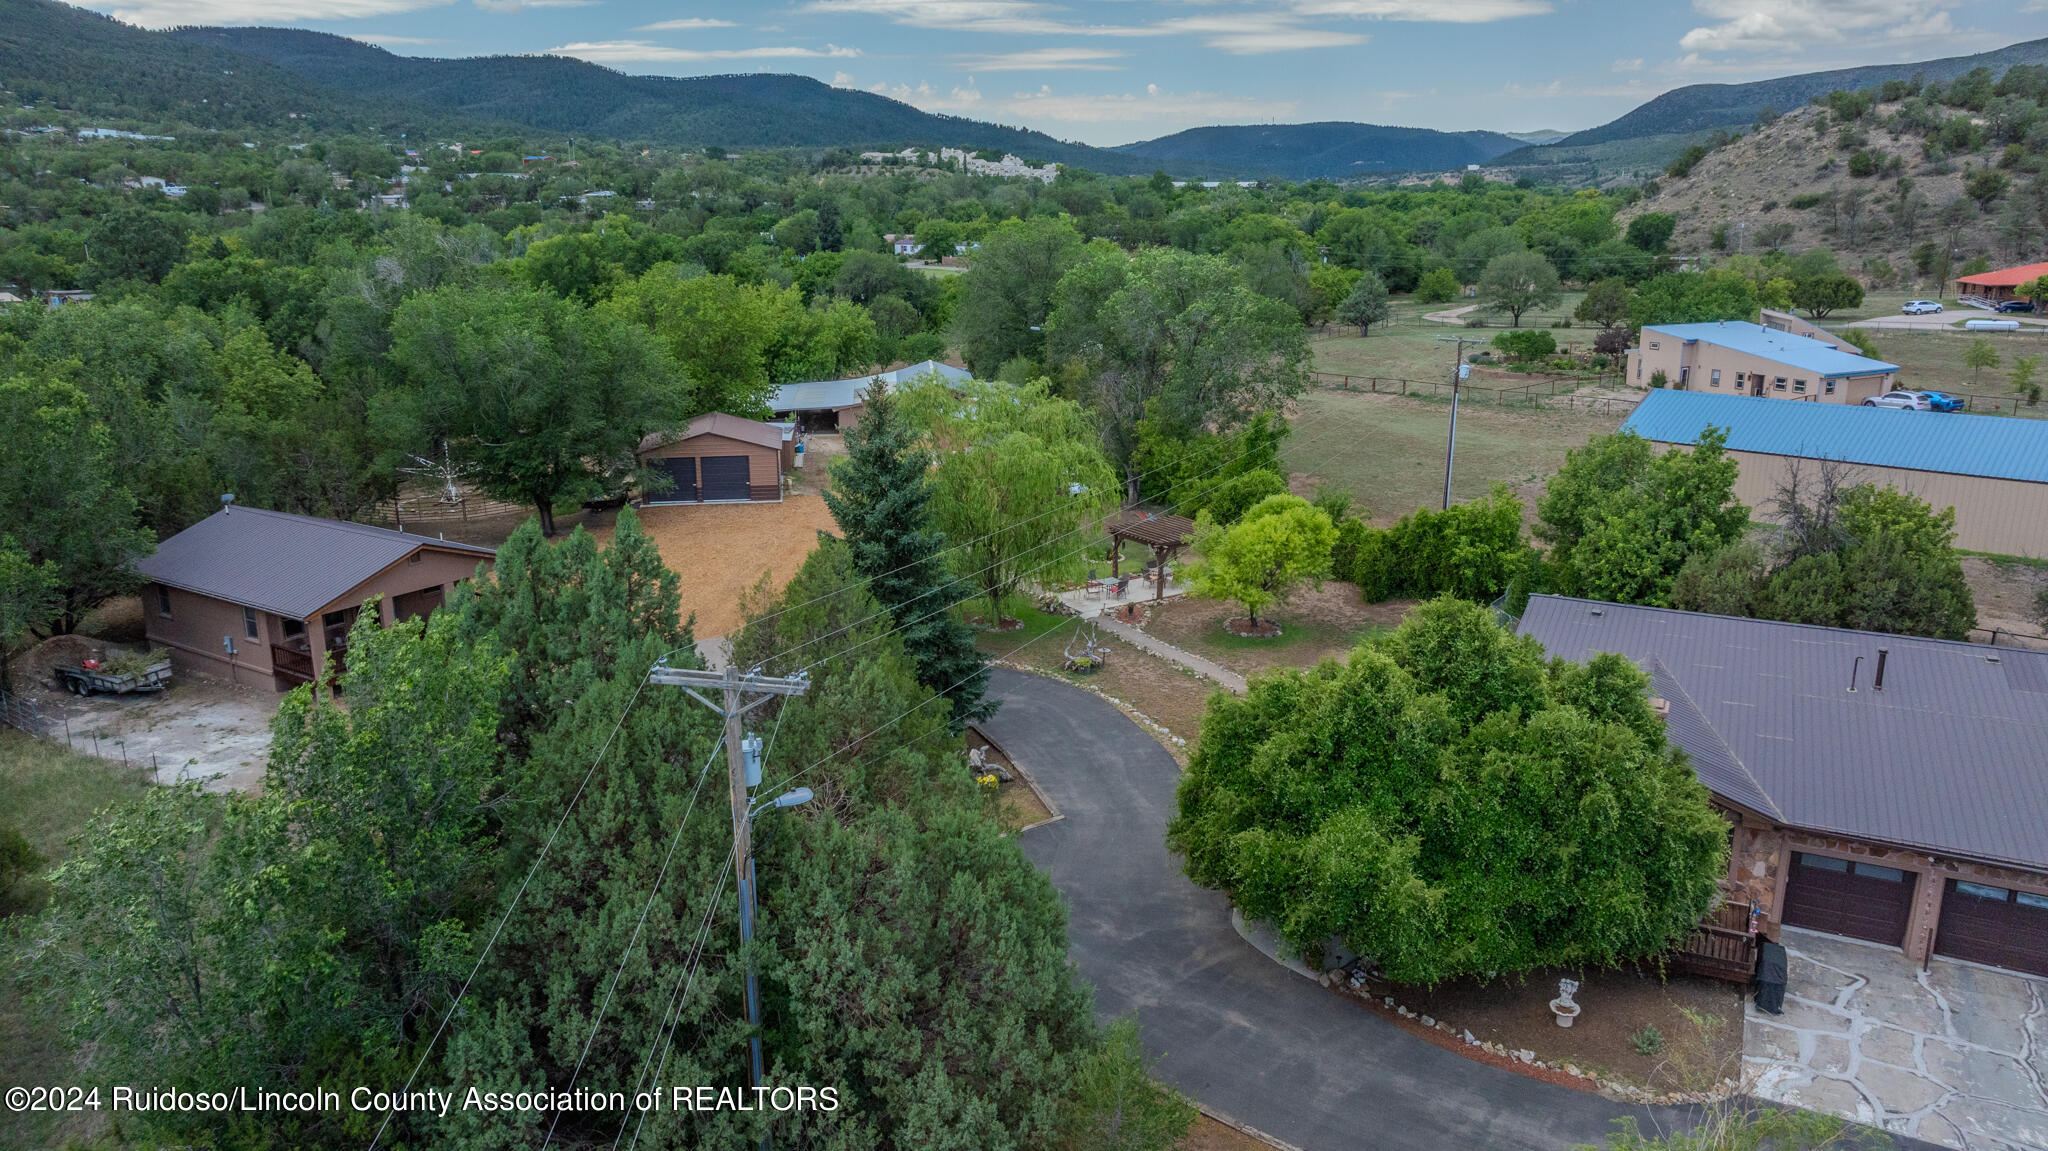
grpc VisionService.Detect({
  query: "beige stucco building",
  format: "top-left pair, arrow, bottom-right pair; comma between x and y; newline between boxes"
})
1625,319 -> 1898,404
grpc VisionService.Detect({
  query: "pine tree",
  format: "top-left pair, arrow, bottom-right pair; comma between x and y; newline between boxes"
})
822,387 -> 993,727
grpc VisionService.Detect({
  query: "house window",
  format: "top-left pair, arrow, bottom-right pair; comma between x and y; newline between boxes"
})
407,551 -> 424,564
1793,378 -> 1807,393
1774,377 -> 1788,391
1649,340 -> 1660,349
1710,369 -> 1721,388
156,586 -> 173,618
1635,359 -> 1642,380
1825,379 -> 1837,395
282,618 -> 306,639
2020,892 -> 2048,910
1957,882 -> 2008,901
243,607 -> 259,640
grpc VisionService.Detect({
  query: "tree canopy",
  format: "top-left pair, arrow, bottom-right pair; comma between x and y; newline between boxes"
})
1186,493 -> 1337,627
1537,429 -> 1749,607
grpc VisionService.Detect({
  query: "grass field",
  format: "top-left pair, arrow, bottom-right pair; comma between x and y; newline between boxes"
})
1313,293 -> 1591,383
1286,389 -> 1624,523
1,731 -> 156,1150
1857,327 -> 2048,417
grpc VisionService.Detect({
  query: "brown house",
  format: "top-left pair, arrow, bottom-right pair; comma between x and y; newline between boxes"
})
134,506 -> 495,691
636,412 -> 785,504
1521,595 -> 2048,980
1625,320 -> 1898,404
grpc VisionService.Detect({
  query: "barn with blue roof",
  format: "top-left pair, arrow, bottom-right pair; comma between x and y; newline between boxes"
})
1622,389 -> 2048,555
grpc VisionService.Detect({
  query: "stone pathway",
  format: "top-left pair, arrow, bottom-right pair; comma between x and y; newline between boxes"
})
1093,614 -> 1248,694
1744,928 -> 2048,1150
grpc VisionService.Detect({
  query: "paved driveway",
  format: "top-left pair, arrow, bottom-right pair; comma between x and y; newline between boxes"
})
1745,928 -> 2048,1150
984,668 -> 1675,1150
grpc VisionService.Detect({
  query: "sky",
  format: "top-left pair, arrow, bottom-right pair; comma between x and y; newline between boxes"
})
83,0 -> 2048,145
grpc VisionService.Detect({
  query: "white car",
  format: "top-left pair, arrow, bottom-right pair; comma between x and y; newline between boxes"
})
1865,390 -> 1932,410
1901,300 -> 1944,315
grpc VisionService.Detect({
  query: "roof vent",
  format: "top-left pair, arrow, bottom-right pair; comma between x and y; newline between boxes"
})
1589,608 -> 1604,616
220,493 -> 235,513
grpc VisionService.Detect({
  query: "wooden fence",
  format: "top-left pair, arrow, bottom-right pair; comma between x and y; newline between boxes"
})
1311,371 -> 1639,417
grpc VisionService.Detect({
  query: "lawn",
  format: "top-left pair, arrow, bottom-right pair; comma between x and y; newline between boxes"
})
1285,389 -> 1624,524
1854,327 -> 2048,417
1138,583 -> 1413,680
1313,291 -> 1591,385
1,731 -> 157,1151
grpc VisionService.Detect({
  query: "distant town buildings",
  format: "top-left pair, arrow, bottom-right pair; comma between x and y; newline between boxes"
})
859,146 -> 1060,183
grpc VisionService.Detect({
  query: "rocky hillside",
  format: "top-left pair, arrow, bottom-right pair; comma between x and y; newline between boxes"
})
1619,101 -> 2030,293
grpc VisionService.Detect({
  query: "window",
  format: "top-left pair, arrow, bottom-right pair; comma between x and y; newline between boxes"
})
1957,882 -> 2009,901
1798,853 -> 1848,872
1635,359 -> 1642,380
1649,340 -> 1661,349
407,551 -> 423,564
1793,378 -> 1807,393
243,606 -> 259,640
1855,863 -> 1906,883
1710,369 -> 1721,388
1825,379 -> 1837,395
2019,892 -> 2048,910
282,618 -> 306,639
156,586 -> 172,618
1774,377 -> 1788,391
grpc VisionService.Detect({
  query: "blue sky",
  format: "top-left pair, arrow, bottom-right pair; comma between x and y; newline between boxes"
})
90,0 -> 2048,145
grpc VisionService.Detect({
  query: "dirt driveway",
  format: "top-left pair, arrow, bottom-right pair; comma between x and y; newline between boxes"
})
604,493 -> 840,638
38,675 -> 278,792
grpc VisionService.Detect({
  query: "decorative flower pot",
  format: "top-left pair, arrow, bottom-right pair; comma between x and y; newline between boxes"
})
1550,998 -> 1580,1028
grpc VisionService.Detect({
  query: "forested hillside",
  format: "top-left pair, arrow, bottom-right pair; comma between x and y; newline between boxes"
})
1115,121 -> 1526,179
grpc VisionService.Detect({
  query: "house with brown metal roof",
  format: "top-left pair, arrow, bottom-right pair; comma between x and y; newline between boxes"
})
636,412 -> 789,504
1519,594 -> 2048,980
134,505 -> 494,691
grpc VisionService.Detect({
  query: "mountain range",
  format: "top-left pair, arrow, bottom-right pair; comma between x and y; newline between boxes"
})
10,0 -> 2048,182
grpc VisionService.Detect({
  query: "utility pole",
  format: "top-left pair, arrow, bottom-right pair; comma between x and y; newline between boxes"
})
646,661 -> 809,1099
1435,335 -> 1485,510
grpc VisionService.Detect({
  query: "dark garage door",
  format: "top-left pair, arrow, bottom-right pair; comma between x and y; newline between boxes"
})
699,455 -> 750,501
657,458 -> 696,503
1937,879 -> 2048,977
1782,853 -> 1916,946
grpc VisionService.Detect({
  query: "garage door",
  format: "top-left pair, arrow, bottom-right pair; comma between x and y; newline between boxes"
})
699,455 -> 750,501
656,458 -> 696,503
1782,853 -> 1916,946
1936,879 -> 2048,977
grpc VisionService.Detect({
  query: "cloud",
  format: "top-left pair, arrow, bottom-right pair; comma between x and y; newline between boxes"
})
473,0 -> 595,10
1155,13 -> 1368,54
867,80 -> 987,113
634,16 -> 738,29
88,0 -> 447,26
1289,0 -> 1552,21
549,39 -> 861,62
1611,57 -> 1643,71
961,47 -> 1127,71
356,32 -> 448,43
800,0 -> 1154,37
1678,0 -> 1972,55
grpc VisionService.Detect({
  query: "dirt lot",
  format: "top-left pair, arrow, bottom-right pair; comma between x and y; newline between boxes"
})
1137,583 -> 1414,680
1964,555 -> 2048,649
601,493 -> 840,638
1285,389 -> 1621,526
1355,964 -> 1745,1092
1184,1114 -> 1275,1151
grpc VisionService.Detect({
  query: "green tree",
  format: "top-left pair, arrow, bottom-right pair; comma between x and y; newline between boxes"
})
1169,598 -> 1727,984
0,535 -> 60,688
1415,267 -> 1461,304
1335,270 -> 1393,336
1337,485 -> 1535,604
1185,494 -> 1337,628
1626,271 -> 1761,328
1476,250 -> 1562,327
1789,274 -> 1865,319
605,267 -> 778,417
1754,482 -> 1976,639
1493,329 -> 1557,362
85,206 -> 191,285
387,284 -> 681,535
1047,247 -> 1309,504
1537,429 -> 1748,606
1574,278 -> 1633,329
918,379 -> 1117,623
2011,354 -> 2042,404
821,386 -> 993,725
1965,337 -> 2001,386
1625,213 -> 1677,254
0,375 -> 153,631
1060,1018 -> 1197,1151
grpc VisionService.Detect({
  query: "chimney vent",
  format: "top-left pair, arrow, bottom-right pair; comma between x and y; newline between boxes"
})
1647,697 -> 1670,725
1874,648 -> 1889,691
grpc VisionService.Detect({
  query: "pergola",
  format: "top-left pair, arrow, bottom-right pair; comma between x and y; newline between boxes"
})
1105,510 -> 1196,602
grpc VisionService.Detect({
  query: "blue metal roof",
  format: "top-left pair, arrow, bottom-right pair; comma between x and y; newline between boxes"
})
1621,389 -> 2048,484
768,361 -> 973,413
1643,320 -> 1897,377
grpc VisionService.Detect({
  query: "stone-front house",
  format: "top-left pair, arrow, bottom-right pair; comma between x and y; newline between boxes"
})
134,505 -> 494,691
1519,595 -> 2048,980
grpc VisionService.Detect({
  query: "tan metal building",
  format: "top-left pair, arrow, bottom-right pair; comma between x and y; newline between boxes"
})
636,412 -> 786,504
1625,319 -> 1897,404
134,505 -> 495,691
1624,390 -> 2048,556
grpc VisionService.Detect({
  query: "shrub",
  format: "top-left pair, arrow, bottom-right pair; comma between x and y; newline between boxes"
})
1788,192 -> 1827,210
1594,326 -> 1632,355
1415,267 -> 1461,304
1336,485 -> 1535,603
1492,329 -> 1557,361
1650,369 -> 1669,388
1201,468 -> 1288,525
1630,1025 -> 1665,1056
1464,317 -> 1488,328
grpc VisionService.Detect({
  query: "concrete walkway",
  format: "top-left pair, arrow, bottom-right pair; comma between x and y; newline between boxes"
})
985,668 -> 1681,1150
1093,614 -> 1248,694
1745,928 -> 2048,1150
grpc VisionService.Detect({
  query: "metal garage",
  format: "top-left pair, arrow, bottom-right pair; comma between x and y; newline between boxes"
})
1782,854 -> 1917,946
1937,879 -> 2048,976
635,413 -> 783,505
658,458 -> 697,503
698,456 -> 750,502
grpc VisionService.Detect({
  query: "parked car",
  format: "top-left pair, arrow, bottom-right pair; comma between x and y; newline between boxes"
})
1901,300 -> 1944,315
1998,299 -> 2037,313
1865,390 -> 1933,410
1918,390 -> 1966,411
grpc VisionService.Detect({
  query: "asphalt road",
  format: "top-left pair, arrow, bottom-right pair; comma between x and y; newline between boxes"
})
985,668 -> 1673,1151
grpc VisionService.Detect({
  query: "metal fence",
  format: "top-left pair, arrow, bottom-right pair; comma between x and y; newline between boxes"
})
0,687 -> 46,738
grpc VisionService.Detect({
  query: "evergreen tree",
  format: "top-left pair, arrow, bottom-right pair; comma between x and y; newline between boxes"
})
822,387 -> 993,727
